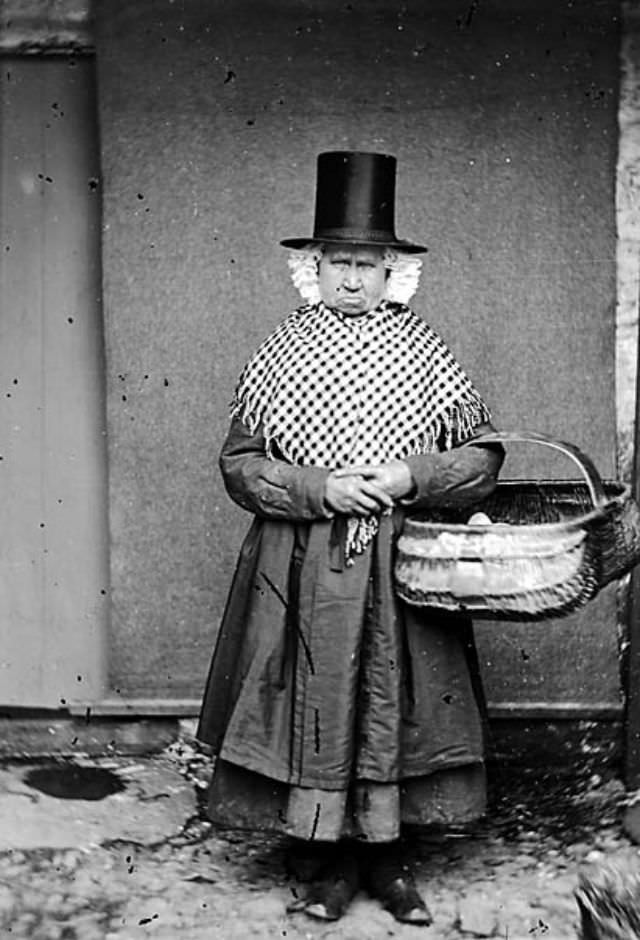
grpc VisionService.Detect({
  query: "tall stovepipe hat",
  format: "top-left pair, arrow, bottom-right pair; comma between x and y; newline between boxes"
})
280,150 -> 427,253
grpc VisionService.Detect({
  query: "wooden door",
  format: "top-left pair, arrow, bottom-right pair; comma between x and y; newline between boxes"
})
0,56 -> 108,707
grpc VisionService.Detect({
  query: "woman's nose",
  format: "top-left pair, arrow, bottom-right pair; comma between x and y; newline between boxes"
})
343,264 -> 361,290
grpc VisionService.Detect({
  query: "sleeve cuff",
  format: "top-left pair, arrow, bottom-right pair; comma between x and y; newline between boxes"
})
401,453 -> 436,507
301,467 -> 334,518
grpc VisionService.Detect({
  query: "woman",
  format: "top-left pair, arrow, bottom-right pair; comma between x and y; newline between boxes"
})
197,151 -> 504,926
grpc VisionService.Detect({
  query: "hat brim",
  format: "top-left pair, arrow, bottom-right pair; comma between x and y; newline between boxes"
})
280,236 -> 427,254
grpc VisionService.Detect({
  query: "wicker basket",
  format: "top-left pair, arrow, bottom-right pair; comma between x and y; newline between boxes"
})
395,432 -> 640,621
575,856 -> 640,940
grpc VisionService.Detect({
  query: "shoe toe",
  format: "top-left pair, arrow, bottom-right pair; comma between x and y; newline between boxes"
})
376,874 -> 432,925
304,901 -> 336,921
294,856 -> 360,923
400,903 -> 432,926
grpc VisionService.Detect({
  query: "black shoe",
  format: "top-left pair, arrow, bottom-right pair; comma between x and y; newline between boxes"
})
367,855 -> 432,926
288,853 -> 360,922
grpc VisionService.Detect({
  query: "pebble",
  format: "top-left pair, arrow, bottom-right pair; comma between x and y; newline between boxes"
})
0,884 -> 15,915
514,853 -> 536,868
68,869 -> 99,895
46,890 -> 72,911
40,925 -> 64,940
63,849 -> 81,868
457,893 -> 499,937
63,911 -> 106,934
19,888 -> 44,911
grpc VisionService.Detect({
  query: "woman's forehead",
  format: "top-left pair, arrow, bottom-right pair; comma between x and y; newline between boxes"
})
321,244 -> 385,263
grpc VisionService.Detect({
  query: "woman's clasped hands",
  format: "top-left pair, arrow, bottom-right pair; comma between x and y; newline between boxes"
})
324,460 -> 415,516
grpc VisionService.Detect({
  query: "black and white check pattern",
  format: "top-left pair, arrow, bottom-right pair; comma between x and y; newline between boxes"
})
231,301 -> 490,558
233,301 -> 489,467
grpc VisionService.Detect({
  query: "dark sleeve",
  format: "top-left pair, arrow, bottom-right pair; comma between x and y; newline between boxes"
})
219,416 -> 334,521
402,422 -> 505,509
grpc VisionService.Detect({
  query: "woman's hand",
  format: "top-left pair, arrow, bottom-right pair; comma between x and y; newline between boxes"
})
333,460 -> 415,501
324,472 -> 394,516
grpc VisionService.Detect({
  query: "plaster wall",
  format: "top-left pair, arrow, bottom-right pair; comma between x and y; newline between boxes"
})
96,0 -> 620,701
617,1 -> 640,483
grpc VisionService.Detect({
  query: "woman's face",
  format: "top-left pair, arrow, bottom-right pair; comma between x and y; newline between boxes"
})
317,244 -> 387,316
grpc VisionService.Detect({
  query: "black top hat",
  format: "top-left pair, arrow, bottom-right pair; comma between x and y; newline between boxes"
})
280,151 -> 426,253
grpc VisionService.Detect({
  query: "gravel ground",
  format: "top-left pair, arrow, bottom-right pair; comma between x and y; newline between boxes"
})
0,739 -> 638,940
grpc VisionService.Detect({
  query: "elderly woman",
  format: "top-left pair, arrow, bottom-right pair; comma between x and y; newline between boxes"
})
197,151 -> 503,926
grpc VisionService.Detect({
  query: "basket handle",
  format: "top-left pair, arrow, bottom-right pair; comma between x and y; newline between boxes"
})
466,430 -> 608,509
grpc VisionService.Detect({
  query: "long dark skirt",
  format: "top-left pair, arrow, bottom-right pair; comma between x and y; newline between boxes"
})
197,512 -> 488,842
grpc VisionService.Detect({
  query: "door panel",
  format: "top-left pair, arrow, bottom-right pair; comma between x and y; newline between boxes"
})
0,57 -> 108,706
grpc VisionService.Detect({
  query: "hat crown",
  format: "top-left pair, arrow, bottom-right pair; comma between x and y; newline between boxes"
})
280,150 -> 426,253
313,151 -> 397,243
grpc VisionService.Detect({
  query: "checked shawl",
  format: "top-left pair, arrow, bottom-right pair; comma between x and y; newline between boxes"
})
231,300 -> 491,558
